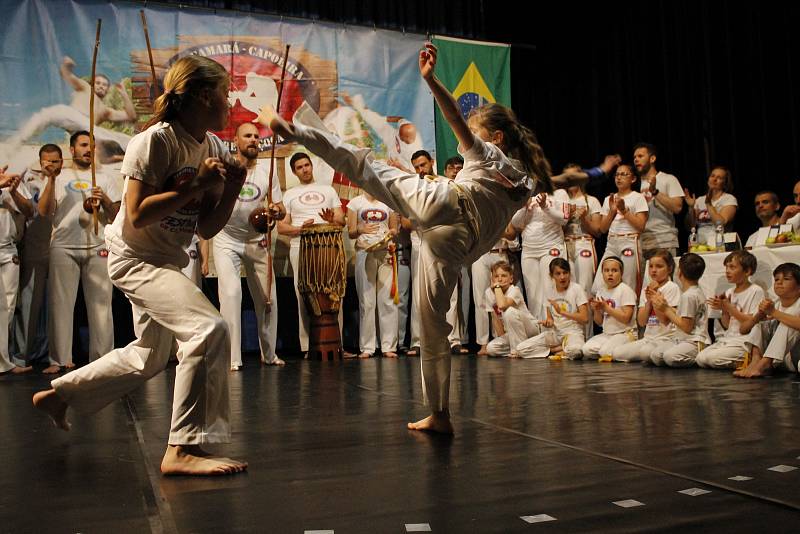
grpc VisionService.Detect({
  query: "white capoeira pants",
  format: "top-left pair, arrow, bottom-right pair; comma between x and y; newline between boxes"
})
0,258 -> 20,327
696,339 -> 751,369
395,252 -> 411,348
51,251 -> 231,445
566,236 -> 597,338
471,250 -> 509,345
289,121 -> 481,411
649,340 -> 705,367
354,248 -> 398,353
581,331 -> 636,360
761,322 -> 800,372
214,234 -> 279,367
594,234 -> 642,295
47,247 -> 114,366
517,328 -> 584,359
485,307 -> 540,356
0,269 -> 13,372
12,253 -> 48,361
6,104 -> 132,154
288,245 -> 342,352
612,337 -> 666,362
446,266 -> 470,347
521,246 -> 565,320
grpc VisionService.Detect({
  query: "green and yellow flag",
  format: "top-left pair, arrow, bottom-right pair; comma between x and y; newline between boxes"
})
430,35 -> 511,167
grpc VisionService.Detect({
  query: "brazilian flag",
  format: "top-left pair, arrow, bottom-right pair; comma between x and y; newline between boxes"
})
430,35 -> 511,168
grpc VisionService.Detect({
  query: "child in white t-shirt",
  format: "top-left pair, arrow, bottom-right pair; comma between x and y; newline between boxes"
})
613,249 -> 681,362
696,250 -> 765,369
594,164 -> 649,294
581,256 -> 637,361
484,260 -> 540,357
735,263 -> 800,377
517,258 -> 589,359
649,253 -> 710,367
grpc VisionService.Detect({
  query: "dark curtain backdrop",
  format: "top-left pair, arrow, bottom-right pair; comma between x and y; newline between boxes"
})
144,0 -> 799,244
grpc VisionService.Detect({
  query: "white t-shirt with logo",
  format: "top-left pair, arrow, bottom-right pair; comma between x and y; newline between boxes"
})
639,171 -> 684,249
601,191 -> 649,235
546,282 -> 588,334
565,193 -> 602,238
0,183 -> 32,263
693,192 -> 738,246
347,194 -> 392,249
52,167 -> 121,250
219,161 -> 283,243
594,282 -> 637,334
676,285 -> 710,343
106,121 -> 232,266
283,182 -> 341,249
720,283 -> 765,346
20,169 -> 52,261
640,280 -> 681,339
510,189 -> 570,255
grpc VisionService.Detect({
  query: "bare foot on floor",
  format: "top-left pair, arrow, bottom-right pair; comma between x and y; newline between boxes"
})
734,356 -> 773,378
42,365 -> 61,375
161,445 -> 248,476
262,357 -> 286,366
32,389 -> 71,431
407,413 -> 454,435
383,351 -> 398,358
477,345 -> 489,356
3,365 -> 33,375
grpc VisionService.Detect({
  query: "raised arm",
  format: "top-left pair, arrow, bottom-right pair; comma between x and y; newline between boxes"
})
420,43 -> 474,153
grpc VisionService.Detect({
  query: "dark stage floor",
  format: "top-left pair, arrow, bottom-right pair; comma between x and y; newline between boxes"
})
4,355 -> 800,533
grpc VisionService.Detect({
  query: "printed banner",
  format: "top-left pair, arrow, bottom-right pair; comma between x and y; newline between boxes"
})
430,35 -> 511,166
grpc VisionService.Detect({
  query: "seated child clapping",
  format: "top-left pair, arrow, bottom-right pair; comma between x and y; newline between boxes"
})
516,258 -> 589,359
648,253 -> 710,367
581,256 -> 637,362
484,261 -> 541,357
696,250 -> 764,369
612,249 -> 681,362
735,262 -> 800,377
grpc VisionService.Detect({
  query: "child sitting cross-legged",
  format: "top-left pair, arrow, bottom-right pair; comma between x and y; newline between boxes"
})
648,253 -> 710,367
515,258 -> 589,359
696,250 -> 764,369
484,261 -> 541,358
581,256 -> 637,362
734,262 -> 800,378
612,249 -> 681,362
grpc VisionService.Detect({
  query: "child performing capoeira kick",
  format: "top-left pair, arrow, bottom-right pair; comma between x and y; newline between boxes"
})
264,43 -> 559,433
33,56 -> 249,475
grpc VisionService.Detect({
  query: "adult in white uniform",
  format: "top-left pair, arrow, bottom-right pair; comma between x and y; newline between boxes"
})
684,166 -> 738,246
276,153 -> 345,354
33,55 -> 248,476
744,191 -> 782,248
263,43 -> 567,433
348,192 -> 398,358
633,143 -> 684,257
13,145 -> 60,364
215,122 -> 286,370
0,165 -> 33,375
509,188 -> 571,320
39,131 -> 121,374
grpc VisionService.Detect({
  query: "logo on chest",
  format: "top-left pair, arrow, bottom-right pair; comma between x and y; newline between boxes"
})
238,182 -> 262,202
67,180 -> 92,193
361,209 -> 388,223
299,191 -> 325,206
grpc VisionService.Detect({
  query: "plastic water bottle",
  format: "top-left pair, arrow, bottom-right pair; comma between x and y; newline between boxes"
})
715,224 -> 725,252
689,227 -> 698,250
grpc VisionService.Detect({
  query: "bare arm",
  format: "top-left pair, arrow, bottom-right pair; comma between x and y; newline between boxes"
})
653,191 -> 683,215
706,202 -> 737,227
196,165 -> 247,239
420,44 -> 474,153
60,56 -> 86,92
346,209 -> 358,240
198,237 -> 210,277
37,175 -> 58,217
104,83 -> 137,122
